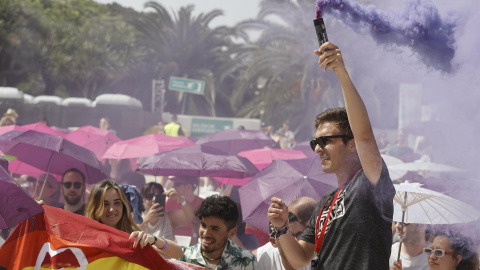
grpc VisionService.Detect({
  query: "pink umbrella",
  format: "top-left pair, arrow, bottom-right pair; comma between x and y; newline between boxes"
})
0,125 -> 22,136
8,159 -> 61,180
214,148 -> 308,186
237,148 -> 307,171
20,123 -> 67,138
66,125 -> 121,160
9,159 -> 46,176
102,134 -> 195,159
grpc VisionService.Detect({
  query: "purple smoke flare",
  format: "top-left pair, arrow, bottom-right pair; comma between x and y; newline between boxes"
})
316,4 -> 322,19
315,0 -> 456,72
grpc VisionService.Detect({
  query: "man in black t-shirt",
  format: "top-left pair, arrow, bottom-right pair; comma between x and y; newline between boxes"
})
267,42 -> 395,270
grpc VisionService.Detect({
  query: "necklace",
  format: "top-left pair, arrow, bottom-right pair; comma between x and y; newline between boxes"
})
202,252 -> 221,261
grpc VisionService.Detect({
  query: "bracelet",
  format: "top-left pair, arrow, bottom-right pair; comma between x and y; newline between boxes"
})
160,237 -> 169,251
273,221 -> 290,239
151,235 -> 157,245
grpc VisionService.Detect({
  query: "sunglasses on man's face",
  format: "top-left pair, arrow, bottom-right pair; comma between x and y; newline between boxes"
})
309,135 -> 352,151
423,248 -> 456,258
62,182 -> 83,189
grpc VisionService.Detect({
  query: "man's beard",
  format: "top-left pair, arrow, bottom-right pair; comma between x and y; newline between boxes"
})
200,235 -> 229,254
64,194 -> 82,205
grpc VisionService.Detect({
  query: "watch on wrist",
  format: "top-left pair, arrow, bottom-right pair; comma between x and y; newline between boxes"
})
151,235 -> 158,245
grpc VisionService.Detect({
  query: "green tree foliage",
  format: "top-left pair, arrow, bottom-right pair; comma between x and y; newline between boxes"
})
132,1 -> 246,116
230,0 -> 344,140
0,0 -> 140,99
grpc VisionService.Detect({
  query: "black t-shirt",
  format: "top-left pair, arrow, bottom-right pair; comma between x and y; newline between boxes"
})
301,160 -> 395,270
62,204 -> 85,216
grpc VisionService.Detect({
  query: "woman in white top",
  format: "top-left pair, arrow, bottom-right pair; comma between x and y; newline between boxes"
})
139,182 -> 175,242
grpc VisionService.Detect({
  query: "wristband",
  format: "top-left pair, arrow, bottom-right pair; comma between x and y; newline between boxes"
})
273,221 -> 290,239
180,197 -> 187,206
151,235 -> 157,245
160,237 -> 169,251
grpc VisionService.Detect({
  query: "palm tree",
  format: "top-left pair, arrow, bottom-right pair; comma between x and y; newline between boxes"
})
132,1 -> 246,116
230,0 -> 343,140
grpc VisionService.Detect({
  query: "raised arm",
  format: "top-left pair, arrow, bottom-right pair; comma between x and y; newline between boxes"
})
267,197 -> 316,269
165,188 -> 195,228
316,42 -> 382,186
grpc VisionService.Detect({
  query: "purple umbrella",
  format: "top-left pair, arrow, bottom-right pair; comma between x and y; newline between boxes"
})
0,165 -> 43,229
0,130 -> 108,184
195,129 -> 275,154
137,145 -> 259,178
239,156 -> 337,233
0,155 -> 8,171
293,140 -> 318,158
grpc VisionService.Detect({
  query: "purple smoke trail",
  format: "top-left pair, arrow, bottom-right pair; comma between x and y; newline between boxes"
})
316,0 -> 456,73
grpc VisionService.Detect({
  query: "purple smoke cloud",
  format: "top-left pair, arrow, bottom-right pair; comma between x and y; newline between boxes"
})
316,0 -> 456,72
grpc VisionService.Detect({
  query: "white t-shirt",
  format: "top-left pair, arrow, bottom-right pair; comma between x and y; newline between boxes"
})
282,130 -> 295,149
143,214 -> 175,242
389,241 -> 431,270
256,242 -> 276,262
257,247 -> 311,270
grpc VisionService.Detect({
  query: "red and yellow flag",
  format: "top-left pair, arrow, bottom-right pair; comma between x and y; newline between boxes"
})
0,205 -> 172,269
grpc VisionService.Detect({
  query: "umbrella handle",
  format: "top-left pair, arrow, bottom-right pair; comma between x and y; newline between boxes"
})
397,191 -> 408,262
38,153 -> 55,199
397,240 -> 403,262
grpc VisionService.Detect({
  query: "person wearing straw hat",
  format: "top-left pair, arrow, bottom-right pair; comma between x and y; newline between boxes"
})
3,108 -> 18,123
268,42 -> 395,270
0,116 -> 15,126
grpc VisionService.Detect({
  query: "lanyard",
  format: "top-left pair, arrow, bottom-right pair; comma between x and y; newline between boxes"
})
314,168 -> 360,253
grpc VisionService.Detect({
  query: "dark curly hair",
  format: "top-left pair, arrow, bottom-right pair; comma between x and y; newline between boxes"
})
314,107 -> 354,145
435,230 -> 479,270
195,195 -> 238,231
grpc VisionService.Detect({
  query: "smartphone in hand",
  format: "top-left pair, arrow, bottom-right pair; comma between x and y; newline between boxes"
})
155,193 -> 166,216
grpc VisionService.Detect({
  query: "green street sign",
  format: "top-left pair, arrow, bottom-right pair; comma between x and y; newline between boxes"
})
190,118 -> 233,137
168,76 -> 205,95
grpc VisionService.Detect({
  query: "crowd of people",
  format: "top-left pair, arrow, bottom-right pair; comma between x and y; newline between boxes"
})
1,42 -> 479,270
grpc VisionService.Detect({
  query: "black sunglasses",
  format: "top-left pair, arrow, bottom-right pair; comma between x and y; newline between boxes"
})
144,193 -> 159,200
62,182 -> 83,189
309,135 -> 352,151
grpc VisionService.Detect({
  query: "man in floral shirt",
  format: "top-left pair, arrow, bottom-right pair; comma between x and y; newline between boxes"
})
178,195 -> 256,270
